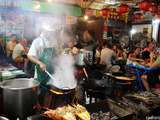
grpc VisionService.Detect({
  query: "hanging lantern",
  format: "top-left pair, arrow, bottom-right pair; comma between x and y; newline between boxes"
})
138,0 -> 151,11
101,8 -> 110,17
149,3 -> 158,13
117,4 -> 129,15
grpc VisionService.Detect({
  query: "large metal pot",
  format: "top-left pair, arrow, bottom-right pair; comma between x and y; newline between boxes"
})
0,78 -> 39,119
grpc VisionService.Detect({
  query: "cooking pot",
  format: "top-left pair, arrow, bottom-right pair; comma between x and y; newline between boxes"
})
0,78 -> 39,120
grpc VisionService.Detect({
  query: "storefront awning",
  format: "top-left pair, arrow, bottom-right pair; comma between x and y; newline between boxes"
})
20,1 -> 83,17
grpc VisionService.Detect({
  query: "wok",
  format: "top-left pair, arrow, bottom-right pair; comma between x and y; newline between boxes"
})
0,78 -> 39,120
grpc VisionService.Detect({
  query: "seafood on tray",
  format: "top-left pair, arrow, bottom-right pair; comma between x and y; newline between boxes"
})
44,104 -> 90,120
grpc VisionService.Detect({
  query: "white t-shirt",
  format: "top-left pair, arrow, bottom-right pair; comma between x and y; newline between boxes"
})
12,43 -> 25,60
28,35 -> 57,58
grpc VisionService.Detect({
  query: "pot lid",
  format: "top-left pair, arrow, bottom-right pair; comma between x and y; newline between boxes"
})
0,78 -> 39,90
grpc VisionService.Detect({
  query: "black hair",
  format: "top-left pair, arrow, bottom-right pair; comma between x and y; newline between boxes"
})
141,51 -> 150,60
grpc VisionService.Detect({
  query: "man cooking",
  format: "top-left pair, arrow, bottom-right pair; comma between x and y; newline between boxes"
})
27,23 -> 58,107
28,23 -> 77,108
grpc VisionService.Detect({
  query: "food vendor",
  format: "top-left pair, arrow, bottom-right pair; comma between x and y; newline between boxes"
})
27,24 -> 58,106
28,23 -> 78,108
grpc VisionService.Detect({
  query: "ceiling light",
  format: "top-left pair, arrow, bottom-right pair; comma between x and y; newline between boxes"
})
84,15 -> 88,20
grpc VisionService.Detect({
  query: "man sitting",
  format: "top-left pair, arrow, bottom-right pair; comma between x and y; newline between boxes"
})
12,38 -> 28,69
141,51 -> 160,90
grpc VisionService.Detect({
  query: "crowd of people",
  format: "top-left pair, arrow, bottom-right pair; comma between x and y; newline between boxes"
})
0,34 -> 29,70
0,27 -> 160,93
95,40 -> 160,91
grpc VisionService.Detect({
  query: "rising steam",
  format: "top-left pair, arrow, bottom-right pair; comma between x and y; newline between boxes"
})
48,53 -> 77,89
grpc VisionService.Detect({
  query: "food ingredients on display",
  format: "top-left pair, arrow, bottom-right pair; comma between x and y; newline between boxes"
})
90,111 -> 118,120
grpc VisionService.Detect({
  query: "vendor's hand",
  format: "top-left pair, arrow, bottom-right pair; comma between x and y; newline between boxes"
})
39,62 -> 46,71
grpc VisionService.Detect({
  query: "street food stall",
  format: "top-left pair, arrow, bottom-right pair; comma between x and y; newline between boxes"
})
0,0 -> 160,120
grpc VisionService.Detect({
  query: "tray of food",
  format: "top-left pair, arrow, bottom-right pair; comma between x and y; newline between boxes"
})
43,104 -> 90,120
85,99 -> 135,120
125,91 -> 160,106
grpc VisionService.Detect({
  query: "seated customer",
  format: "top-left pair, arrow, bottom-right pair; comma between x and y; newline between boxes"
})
141,51 -> 160,90
100,41 -> 117,72
12,38 -> 28,69
128,47 -> 141,60
140,51 -> 151,90
116,45 -> 127,60
6,34 -> 17,58
144,41 -> 155,53
127,47 -> 141,64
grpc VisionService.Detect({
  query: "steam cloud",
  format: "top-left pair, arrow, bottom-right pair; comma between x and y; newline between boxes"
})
48,53 -> 77,89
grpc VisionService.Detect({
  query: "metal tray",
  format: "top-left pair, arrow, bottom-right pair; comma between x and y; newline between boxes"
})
85,99 -> 136,120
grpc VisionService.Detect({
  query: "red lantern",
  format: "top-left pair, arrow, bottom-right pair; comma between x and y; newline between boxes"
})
101,8 -> 110,17
138,0 -> 151,11
117,4 -> 129,15
149,3 -> 158,13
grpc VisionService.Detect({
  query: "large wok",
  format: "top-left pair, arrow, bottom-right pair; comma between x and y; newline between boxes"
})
0,78 -> 39,120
